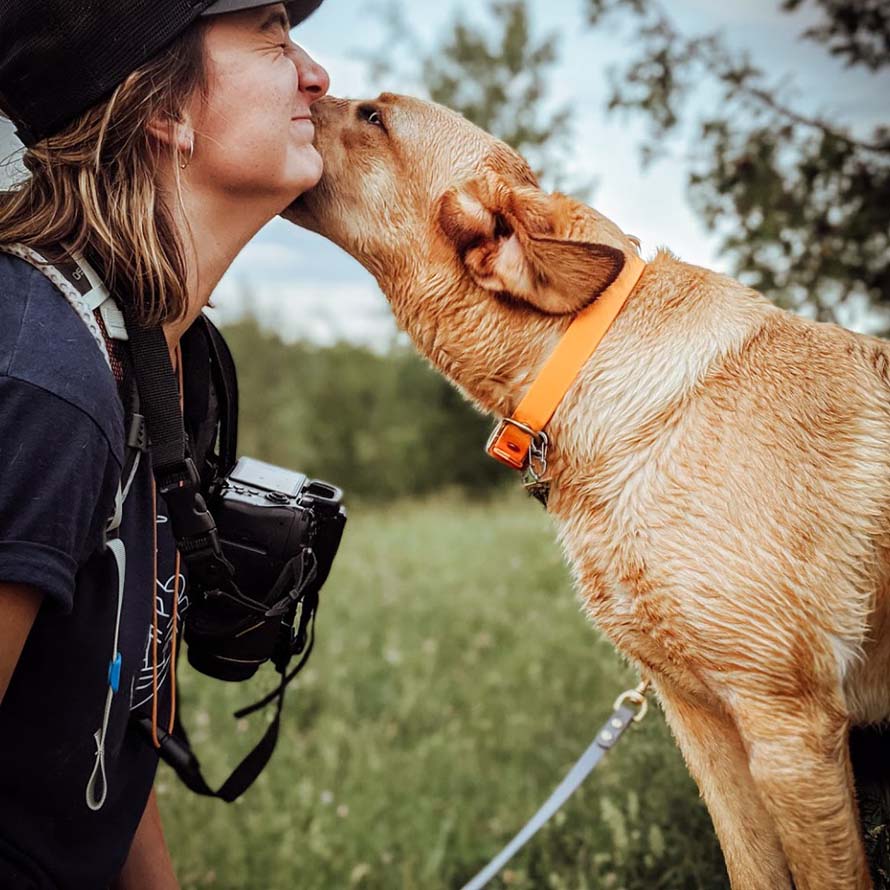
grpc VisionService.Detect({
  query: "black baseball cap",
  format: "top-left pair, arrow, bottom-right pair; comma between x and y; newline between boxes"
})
0,0 -> 325,146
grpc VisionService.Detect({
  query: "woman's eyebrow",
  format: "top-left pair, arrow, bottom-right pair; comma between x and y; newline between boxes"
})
258,7 -> 291,34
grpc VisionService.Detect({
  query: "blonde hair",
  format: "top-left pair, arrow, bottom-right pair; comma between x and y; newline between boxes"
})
0,23 -> 207,326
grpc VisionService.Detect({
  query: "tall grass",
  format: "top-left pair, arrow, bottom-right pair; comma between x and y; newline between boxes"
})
159,493 -> 728,889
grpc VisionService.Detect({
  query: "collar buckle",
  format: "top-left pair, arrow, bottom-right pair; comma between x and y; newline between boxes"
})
482,254 -> 646,487
486,417 -> 546,472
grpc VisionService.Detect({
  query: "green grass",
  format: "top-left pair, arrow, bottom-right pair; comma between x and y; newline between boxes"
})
159,492 -> 729,889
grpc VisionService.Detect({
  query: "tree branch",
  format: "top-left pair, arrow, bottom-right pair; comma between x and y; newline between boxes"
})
733,84 -> 890,154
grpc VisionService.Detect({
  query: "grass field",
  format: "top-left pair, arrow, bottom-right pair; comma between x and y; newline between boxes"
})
158,492 -> 729,889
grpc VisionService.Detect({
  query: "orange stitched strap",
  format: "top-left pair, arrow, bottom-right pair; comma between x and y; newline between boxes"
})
486,253 -> 647,470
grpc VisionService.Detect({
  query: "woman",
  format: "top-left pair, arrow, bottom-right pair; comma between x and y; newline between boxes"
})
0,2 -> 329,887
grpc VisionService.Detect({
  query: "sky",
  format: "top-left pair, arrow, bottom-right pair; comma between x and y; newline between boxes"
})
1,0 -> 887,345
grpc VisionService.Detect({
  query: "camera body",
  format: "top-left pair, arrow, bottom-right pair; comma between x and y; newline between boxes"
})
184,457 -> 347,682
215,457 -> 346,599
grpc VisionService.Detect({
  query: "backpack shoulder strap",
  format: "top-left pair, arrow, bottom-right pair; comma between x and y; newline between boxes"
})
0,244 -> 146,529
2,243 -> 114,370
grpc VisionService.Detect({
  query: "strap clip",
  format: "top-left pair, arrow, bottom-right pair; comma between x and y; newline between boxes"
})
126,413 -> 148,452
157,459 -> 215,540
157,456 -> 202,494
155,457 -> 234,586
178,528 -> 235,590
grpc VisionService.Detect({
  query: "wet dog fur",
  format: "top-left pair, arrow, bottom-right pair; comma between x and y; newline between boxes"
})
284,93 -> 890,889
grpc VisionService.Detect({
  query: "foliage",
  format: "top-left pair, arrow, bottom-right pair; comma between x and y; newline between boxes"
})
364,0 -> 889,318
361,0 -> 590,196
584,0 -> 890,321
783,0 -> 890,70
224,318 -> 511,501
160,495 -> 728,889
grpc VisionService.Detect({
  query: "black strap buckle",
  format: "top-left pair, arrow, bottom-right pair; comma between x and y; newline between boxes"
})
156,457 -> 234,587
126,413 -> 148,452
157,455 -> 201,494
158,459 -> 214,537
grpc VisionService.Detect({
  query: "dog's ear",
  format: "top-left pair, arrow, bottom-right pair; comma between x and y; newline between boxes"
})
437,178 -> 626,315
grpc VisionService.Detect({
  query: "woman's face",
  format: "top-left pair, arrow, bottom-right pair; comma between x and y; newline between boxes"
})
190,3 -> 329,206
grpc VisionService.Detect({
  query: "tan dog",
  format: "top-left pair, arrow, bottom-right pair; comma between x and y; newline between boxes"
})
284,93 -> 890,890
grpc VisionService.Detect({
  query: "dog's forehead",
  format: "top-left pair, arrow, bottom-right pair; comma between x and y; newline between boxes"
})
485,142 -> 538,186
378,93 -> 498,176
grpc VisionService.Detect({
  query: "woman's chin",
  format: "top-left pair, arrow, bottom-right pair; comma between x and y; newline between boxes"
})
287,144 -> 323,193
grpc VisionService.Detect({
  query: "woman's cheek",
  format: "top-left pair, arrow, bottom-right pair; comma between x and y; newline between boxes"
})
192,59 -> 306,189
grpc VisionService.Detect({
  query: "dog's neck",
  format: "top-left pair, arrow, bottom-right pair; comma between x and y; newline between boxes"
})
374,200 -> 646,417
381,263 -> 573,419
379,251 -> 776,481
375,208 -> 638,419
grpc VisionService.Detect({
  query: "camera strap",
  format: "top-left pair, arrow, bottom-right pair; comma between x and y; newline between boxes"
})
134,673 -> 288,802
122,312 -> 304,802
200,316 -> 239,476
123,316 -> 238,589
5,242 -> 300,802
135,565 -> 320,801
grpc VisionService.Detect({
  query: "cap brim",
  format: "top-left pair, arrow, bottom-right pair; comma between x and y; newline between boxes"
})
201,0 -> 324,26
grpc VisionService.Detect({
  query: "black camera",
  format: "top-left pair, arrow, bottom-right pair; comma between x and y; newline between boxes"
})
184,457 -> 347,682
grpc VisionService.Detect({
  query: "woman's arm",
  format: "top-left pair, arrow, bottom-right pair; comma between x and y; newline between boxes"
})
112,787 -> 179,890
2,583 -> 180,890
0,582 -> 43,705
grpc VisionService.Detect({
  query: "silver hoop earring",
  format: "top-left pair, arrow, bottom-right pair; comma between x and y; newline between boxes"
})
179,140 -> 194,170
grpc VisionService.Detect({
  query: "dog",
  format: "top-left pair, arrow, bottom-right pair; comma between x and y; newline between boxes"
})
283,92 -> 890,890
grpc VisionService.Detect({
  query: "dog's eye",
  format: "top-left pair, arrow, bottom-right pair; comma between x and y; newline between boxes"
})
358,105 -> 385,128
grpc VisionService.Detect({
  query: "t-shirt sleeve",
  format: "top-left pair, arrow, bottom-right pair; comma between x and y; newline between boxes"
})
0,376 -> 120,613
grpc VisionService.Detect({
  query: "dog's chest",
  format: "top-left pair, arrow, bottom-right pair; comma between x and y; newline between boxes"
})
548,443 -> 712,696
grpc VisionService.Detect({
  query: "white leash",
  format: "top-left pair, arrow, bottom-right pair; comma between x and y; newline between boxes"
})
459,681 -> 650,890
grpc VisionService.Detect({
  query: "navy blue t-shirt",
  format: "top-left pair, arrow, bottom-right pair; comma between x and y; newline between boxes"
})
0,253 -> 185,889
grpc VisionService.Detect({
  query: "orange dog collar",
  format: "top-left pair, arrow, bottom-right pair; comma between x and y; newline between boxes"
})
486,252 -> 647,475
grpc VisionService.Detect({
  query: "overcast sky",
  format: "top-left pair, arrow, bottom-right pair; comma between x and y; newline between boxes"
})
2,0 -> 887,345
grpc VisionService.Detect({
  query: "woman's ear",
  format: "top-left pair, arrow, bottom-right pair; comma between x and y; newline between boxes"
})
437,177 -> 626,315
146,112 -> 195,160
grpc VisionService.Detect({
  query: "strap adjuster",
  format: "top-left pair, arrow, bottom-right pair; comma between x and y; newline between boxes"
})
126,413 -> 148,452
157,456 -> 202,494
157,458 -> 217,543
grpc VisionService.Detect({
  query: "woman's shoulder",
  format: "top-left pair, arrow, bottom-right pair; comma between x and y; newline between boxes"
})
0,250 -> 124,459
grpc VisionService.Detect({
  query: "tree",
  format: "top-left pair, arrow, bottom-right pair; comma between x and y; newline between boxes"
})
584,0 -> 890,323
223,317 -> 511,501
363,0 -> 591,195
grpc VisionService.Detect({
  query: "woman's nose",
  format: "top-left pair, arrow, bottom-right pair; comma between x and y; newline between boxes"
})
291,44 -> 330,103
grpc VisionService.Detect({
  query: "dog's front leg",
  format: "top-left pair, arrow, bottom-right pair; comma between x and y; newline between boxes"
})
730,691 -> 871,890
656,679 -> 792,890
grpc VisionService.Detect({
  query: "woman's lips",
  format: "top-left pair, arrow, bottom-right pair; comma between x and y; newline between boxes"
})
290,116 -> 315,138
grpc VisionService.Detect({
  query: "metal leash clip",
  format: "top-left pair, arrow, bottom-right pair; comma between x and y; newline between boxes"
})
613,679 -> 651,724
524,430 -> 549,483
521,429 -> 550,506
459,677 -> 652,890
